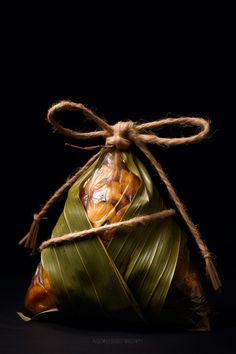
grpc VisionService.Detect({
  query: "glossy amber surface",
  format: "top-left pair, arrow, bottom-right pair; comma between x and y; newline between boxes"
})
24,263 -> 57,314
80,151 -> 140,246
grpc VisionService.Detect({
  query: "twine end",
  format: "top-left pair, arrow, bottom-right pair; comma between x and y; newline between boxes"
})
19,214 -> 41,256
205,255 -> 222,291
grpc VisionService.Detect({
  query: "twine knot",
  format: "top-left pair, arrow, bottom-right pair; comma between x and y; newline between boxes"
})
106,121 -> 137,150
202,251 -> 213,259
33,213 -> 41,222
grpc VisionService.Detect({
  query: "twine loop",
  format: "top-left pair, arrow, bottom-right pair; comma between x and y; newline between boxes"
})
46,101 -> 210,150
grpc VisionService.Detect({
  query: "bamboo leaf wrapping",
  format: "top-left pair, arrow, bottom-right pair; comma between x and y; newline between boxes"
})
41,149 -> 182,324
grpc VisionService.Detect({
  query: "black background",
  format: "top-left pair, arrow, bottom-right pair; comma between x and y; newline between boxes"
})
1,5 -> 235,354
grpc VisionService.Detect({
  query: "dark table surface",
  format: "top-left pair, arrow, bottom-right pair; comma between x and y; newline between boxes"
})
1,268 -> 235,354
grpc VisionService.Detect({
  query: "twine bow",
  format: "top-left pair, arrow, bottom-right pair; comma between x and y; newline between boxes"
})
19,100 -> 221,291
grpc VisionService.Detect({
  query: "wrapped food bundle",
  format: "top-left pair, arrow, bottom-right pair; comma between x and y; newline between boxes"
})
20,101 -> 221,330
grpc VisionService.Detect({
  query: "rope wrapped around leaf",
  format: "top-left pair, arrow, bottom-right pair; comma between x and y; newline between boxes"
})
19,101 -> 221,329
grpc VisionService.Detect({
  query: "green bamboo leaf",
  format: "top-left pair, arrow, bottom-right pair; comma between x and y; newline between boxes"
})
42,150 -> 145,324
17,308 -> 59,322
107,152 -> 181,321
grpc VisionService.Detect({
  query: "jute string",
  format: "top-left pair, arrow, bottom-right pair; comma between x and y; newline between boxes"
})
19,100 -> 221,291
39,209 -> 176,250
